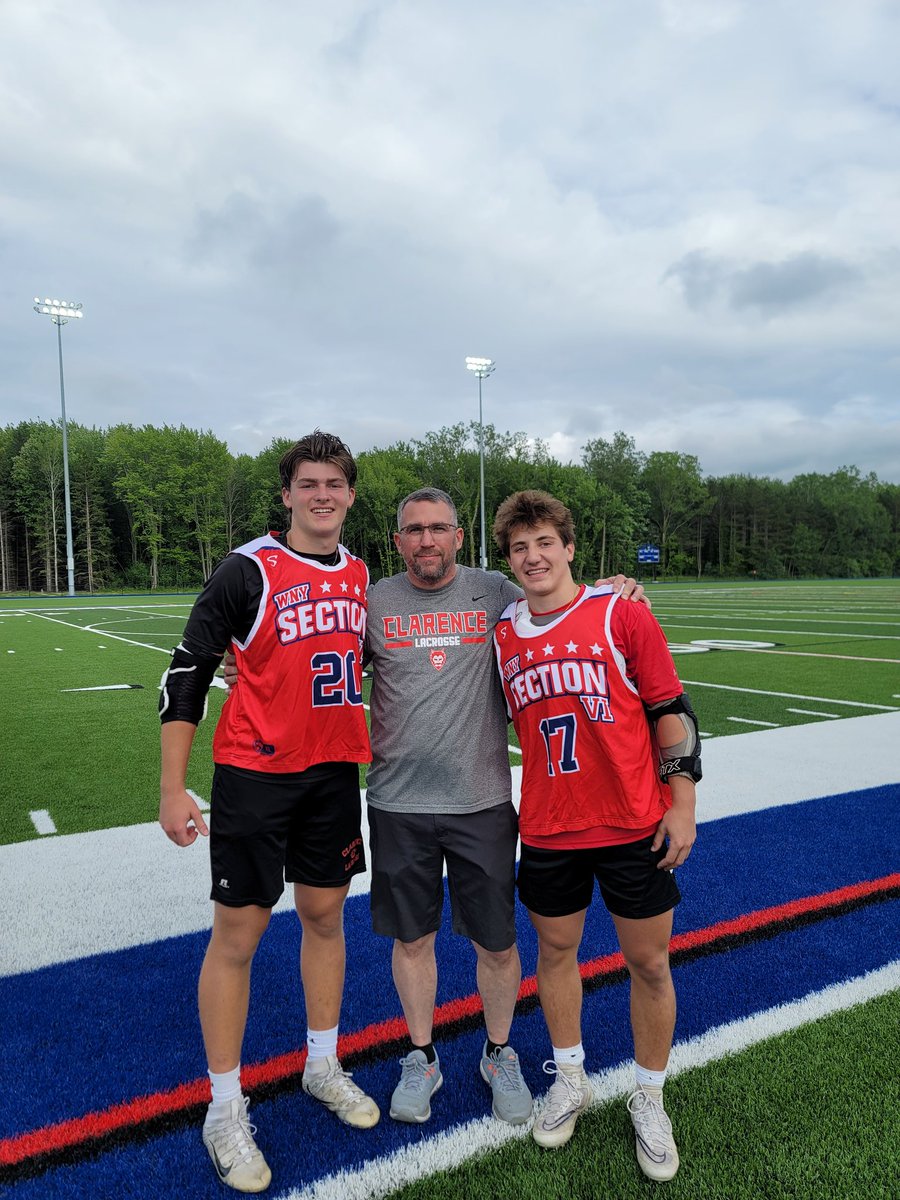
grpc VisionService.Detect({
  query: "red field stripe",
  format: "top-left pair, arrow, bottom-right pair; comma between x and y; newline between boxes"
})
2,871 -> 897,1169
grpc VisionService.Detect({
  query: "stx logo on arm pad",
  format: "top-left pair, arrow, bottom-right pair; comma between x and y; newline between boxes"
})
646,692 -> 702,783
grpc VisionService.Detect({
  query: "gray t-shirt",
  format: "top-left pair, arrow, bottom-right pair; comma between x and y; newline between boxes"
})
365,564 -> 521,814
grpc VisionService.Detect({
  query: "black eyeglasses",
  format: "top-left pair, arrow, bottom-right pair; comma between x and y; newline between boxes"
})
398,523 -> 457,539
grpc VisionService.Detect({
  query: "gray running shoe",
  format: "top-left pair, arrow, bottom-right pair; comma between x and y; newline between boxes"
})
389,1049 -> 443,1123
532,1060 -> 591,1149
627,1088 -> 680,1181
202,1096 -> 272,1193
479,1042 -> 533,1124
302,1055 -> 380,1128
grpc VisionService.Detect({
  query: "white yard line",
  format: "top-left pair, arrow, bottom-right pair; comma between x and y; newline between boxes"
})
61,684 -> 141,693
28,810 -> 57,836
5,603 -> 193,615
786,708 -> 840,719
186,789 -> 209,811
660,622 -> 900,642
27,610 -> 174,655
654,609 -> 900,627
715,647 -> 900,664
680,680 -> 898,711
727,717 -> 780,727
289,961 -> 900,1200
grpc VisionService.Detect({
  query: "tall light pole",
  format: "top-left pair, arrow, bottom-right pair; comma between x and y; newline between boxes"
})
33,297 -> 83,597
465,356 -> 495,571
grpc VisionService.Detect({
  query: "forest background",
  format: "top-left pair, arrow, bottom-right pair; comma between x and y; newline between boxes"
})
1,419 -> 897,593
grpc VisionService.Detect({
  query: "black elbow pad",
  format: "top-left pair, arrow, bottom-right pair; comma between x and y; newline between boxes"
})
159,646 -> 220,725
647,692 -> 702,783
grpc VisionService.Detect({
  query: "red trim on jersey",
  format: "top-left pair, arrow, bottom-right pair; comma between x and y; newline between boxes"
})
213,537 -> 371,772
495,588 -> 683,839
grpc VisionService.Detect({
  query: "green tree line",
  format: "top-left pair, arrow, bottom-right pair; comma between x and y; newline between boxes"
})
0,420 -> 896,593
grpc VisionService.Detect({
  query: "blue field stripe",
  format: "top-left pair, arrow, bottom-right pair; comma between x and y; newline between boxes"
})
1,784 -> 897,1198
4,899 -> 897,1200
2,785 -> 897,1136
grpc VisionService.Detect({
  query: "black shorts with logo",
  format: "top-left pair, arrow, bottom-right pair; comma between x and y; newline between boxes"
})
368,802 -> 519,952
209,761 -> 365,908
517,834 -> 681,920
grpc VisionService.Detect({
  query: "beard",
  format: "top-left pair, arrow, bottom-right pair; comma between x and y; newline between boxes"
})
408,549 -> 455,584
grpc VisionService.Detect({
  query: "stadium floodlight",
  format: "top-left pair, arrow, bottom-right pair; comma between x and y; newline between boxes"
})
32,296 -> 84,597
465,356 -> 496,571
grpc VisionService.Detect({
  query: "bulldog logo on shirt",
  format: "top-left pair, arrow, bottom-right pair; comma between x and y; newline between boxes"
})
430,649 -> 447,671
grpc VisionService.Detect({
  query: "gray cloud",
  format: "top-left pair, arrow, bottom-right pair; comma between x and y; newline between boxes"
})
665,250 -> 862,314
3,0 -> 899,482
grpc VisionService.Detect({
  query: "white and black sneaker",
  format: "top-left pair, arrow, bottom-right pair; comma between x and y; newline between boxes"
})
202,1096 -> 271,1193
627,1087 -> 680,1181
532,1061 -> 591,1148
302,1055 -> 380,1128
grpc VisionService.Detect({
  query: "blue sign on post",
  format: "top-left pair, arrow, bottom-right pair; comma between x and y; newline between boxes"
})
637,543 -> 660,564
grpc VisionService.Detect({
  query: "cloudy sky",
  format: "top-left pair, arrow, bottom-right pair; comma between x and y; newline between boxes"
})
3,0 -> 899,481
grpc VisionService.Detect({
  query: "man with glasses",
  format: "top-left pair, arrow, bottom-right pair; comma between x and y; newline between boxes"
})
365,487 -> 645,1128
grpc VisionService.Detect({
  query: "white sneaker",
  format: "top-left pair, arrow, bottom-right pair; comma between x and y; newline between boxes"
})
532,1061 -> 591,1148
302,1055 -> 380,1128
202,1096 -> 272,1193
627,1087 -> 680,1181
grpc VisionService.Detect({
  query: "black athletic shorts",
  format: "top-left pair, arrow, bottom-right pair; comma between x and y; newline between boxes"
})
517,834 -> 681,920
368,802 -> 519,952
209,761 -> 365,908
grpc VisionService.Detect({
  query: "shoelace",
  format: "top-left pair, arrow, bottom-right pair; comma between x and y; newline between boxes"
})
398,1055 -> 431,1093
214,1099 -> 258,1166
315,1063 -> 368,1108
540,1060 -> 586,1120
487,1051 -> 525,1093
627,1089 -> 673,1149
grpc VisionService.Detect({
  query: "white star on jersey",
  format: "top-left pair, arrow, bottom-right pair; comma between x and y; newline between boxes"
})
340,581 -> 349,592
542,642 -> 554,656
320,581 -> 332,594
525,648 -> 535,661
354,584 -> 361,596
591,643 -> 603,656
566,641 -> 578,653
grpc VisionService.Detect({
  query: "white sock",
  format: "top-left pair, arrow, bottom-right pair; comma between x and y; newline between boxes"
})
206,1065 -> 242,1120
552,1042 -> 585,1068
635,1062 -> 667,1092
306,1024 -> 339,1068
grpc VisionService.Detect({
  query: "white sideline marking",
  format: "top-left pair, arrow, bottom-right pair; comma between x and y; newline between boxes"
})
787,708 -> 840,719
54,647 -> 63,652
727,717 -> 780,727
289,962 -> 900,1200
662,621 -> 900,642
60,684 -> 138,693
681,680 -> 898,711
3,712 -> 899,977
508,744 -> 522,754
27,611 -> 172,655
656,608 -> 900,627
186,789 -> 209,811
723,648 -> 900,665
29,810 -> 57,836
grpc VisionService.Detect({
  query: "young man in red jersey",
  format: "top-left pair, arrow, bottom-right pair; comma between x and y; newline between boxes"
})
160,431 -> 378,1194
492,490 -> 701,1183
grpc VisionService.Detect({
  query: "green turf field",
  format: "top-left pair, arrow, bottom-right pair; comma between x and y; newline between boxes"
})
384,990 -> 900,1200
1,579 -> 897,845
